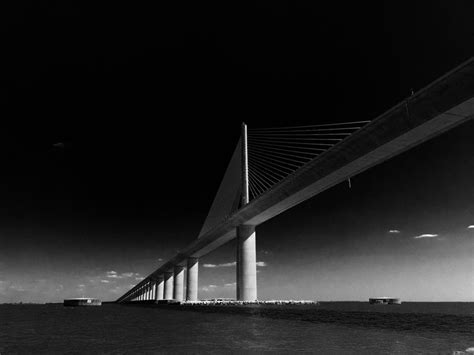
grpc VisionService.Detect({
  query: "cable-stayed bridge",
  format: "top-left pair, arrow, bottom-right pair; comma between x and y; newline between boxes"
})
116,57 -> 474,303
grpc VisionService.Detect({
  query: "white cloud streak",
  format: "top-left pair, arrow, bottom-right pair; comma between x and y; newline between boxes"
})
389,229 -> 400,234
203,261 -> 267,268
413,234 -> 439,239
467,225 -> 474,229
203,262 -> 236,268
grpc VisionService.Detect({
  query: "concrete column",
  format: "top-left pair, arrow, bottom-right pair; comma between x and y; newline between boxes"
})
155,276 -> 164,301
186,257 -> 199,301
237,225 -> 257,301
173,266 -> 185,301
164,271 -> 174,300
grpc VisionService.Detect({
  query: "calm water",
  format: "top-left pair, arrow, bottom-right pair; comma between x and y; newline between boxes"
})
1,302 -> 473,354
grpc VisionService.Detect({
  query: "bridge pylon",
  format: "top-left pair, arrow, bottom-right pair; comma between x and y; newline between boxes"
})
236,123 -> 258,301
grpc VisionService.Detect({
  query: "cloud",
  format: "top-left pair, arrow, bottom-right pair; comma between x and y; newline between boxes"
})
158,258 -> 163,262
10,285 -> 25,292
107,271 -> 123,279
121,272 -> 134,278
388,229 -> 401,234
413,234 -> 439,239
203,261 -> 267,268
208,285 -> 217,288
224,282 -> 236,287
100,279 -> 110,283
109,287 -> 122,294
135,277 -> 144,281
77,284 -> 84,288
203,262 -> 236,268
467,225 -> 474,229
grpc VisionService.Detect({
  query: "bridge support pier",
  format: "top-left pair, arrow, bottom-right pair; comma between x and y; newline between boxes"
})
237,225 -> 257,301
147,282 -> 152,300
164,271 -> 174,300
186,257 -> 199,301
155,276 -> 164,301
173,266 -> 185,301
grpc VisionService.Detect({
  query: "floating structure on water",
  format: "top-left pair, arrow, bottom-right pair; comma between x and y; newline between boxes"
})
64,298 -> 102,307
369,297 -> 401,305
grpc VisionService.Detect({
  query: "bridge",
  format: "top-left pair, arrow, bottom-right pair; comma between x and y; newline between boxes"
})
116,58 -> 474,304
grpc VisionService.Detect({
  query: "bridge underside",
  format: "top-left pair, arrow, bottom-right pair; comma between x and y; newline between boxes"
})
117,57 -> 474,304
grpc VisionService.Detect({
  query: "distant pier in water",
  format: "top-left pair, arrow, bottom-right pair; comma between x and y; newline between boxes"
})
64,298 -> 102,307
369,297 -> 401,305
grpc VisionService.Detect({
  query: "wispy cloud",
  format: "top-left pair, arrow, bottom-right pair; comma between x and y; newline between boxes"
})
467,225 -> 474,229
135,277 -> 144,281
100,279 -> 110,283
109,286 -> 123,294
414,234 -> 439,239
201,285 -> 218,292
121,272 -> 134,278
107,271 -> 123,279
10,285 -> 25,292
203,261 -> 267,268
388,229 -> 401,234
224,282 -> 236,287
158,258 -> 163,262
203,262 -> 236,268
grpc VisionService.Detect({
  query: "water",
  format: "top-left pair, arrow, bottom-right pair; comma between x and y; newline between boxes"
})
1,302 -> 473,354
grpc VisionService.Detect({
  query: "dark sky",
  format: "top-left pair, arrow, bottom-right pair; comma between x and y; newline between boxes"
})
0,1 -> 473,302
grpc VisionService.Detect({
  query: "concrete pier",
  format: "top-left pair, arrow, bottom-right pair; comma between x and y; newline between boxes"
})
164,271 -> 174,300
155,276 -> 164,301
149,282 -> 154,300
173,266 -> 185,301
186,258 -> 199,301
237,225 -> 257,301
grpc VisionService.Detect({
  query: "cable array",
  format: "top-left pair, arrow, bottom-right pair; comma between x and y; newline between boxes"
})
247,121 -> 370,200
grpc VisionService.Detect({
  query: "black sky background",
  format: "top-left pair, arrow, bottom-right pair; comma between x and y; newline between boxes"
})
0,1 -> 473,301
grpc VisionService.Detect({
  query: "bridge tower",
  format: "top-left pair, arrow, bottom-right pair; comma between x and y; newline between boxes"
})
237,122 -> 257,301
